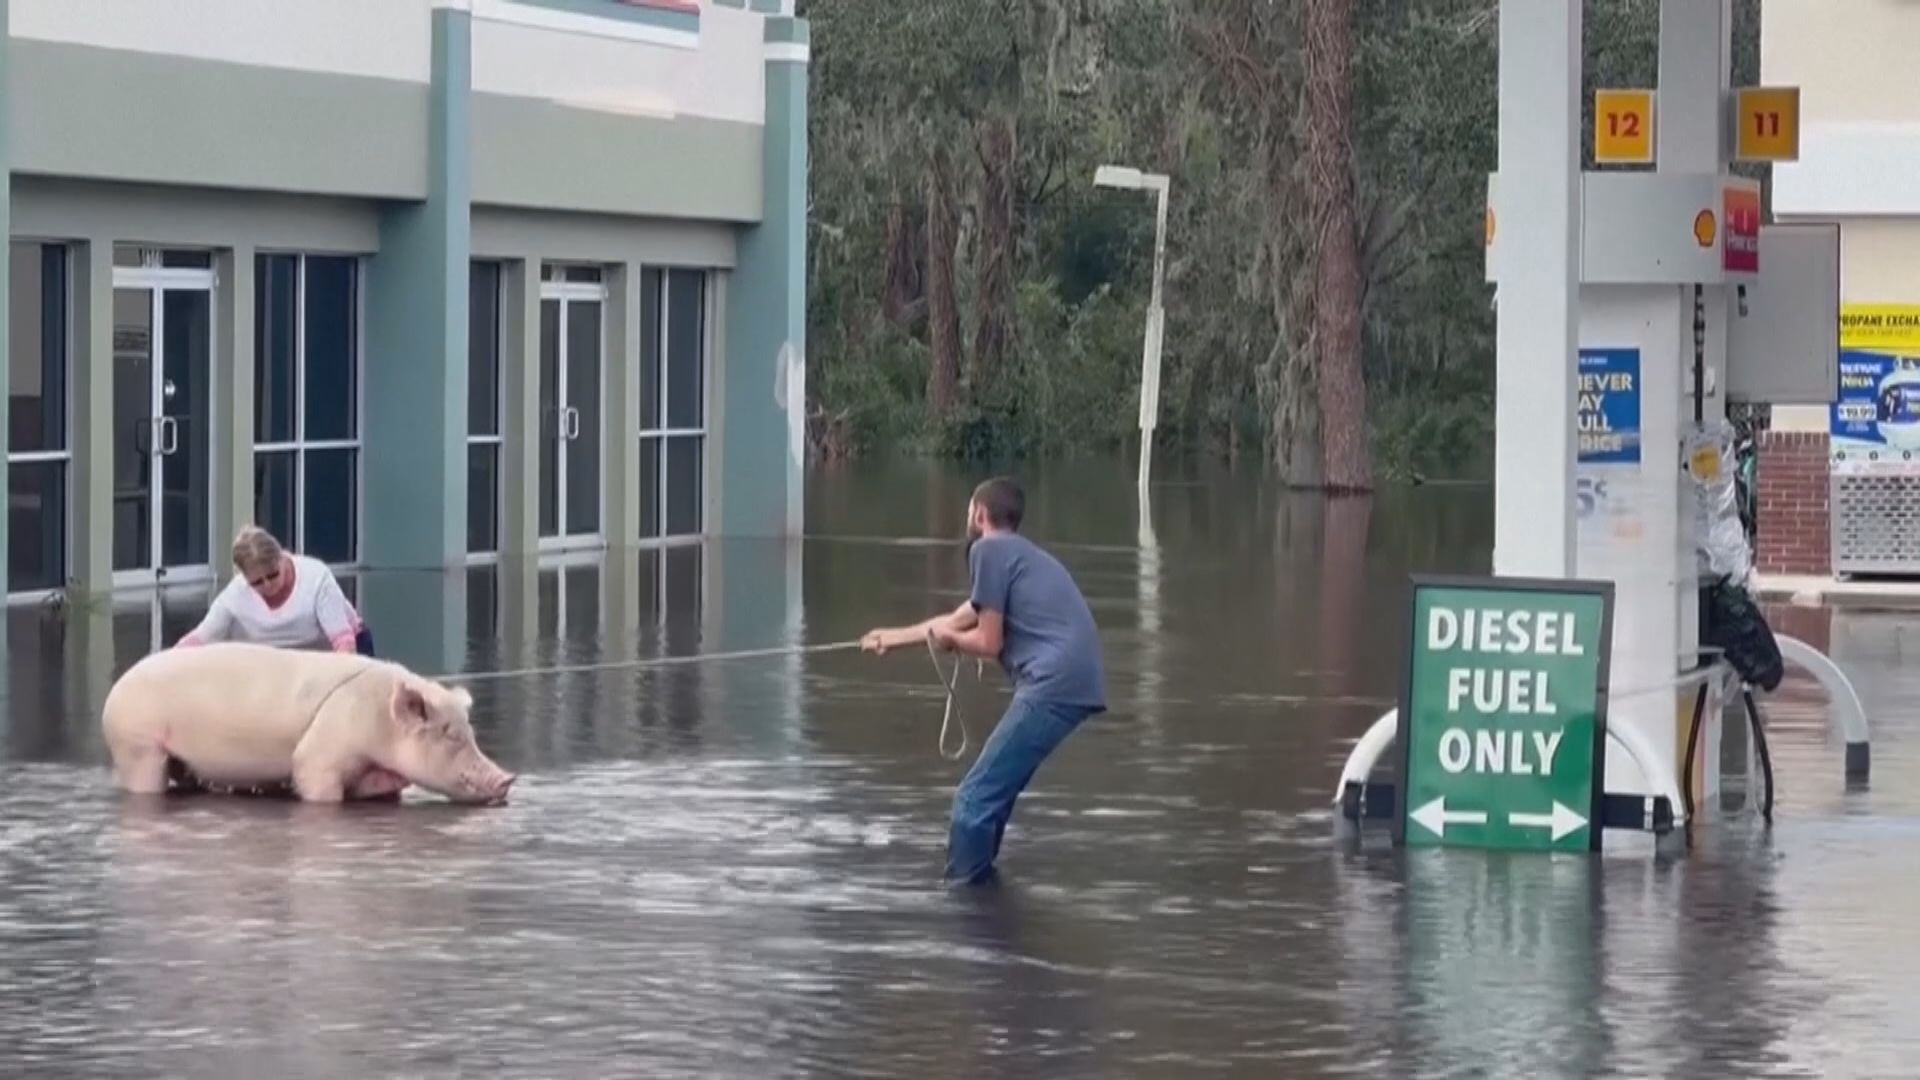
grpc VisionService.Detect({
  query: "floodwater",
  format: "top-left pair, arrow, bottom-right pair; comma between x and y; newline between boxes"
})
1,458 -> 1917,1078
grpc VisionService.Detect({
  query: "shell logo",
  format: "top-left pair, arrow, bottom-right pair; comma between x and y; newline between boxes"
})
1693,209 -> 1717,248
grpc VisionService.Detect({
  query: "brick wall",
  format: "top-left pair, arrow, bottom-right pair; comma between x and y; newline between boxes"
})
1755,430 -> 1831,577
1761,601 -> 1831,655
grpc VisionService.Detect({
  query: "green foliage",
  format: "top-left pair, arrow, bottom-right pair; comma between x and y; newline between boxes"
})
1370,391 -> 1494,484
803,0 -> 1763,479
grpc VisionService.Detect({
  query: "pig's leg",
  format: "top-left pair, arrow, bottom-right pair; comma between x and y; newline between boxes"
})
346,767 -> 408,801
291,761 -> 346,802
289,733 -> 350,803
297,692 -> 406,802
111,745 -> 171,795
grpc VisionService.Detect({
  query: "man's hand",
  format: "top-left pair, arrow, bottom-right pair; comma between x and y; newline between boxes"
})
935,607 -> 1004,662
861,627 -> 920,655
865,602 -> 980,657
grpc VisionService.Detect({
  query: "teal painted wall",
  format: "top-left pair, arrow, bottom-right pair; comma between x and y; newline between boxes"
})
470,94 -> 760,222
13,39 -> 764,224
11,40 -> 428,200
363,7 -> 471,570
720,18 -> 809,538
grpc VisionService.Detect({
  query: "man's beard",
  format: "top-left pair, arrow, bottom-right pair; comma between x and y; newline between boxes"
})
965,522 -> 982,555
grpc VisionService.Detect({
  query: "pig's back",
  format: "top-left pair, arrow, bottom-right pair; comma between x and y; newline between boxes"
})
104,643 -> 378,784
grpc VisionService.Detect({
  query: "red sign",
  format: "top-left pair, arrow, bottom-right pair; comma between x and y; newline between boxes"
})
1722,185 -> 1761,273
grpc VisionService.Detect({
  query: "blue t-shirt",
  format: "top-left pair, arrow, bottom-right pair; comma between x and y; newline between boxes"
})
967,533 -> 1107,711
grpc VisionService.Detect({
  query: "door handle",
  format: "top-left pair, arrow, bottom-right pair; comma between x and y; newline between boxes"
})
160,416 -> 179,455
564,407 -> 580,440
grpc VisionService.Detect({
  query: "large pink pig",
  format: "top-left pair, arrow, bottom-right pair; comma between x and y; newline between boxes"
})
102,642 -> 515,804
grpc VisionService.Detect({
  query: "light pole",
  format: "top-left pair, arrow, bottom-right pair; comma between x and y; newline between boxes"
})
1094,164 -> 1171,495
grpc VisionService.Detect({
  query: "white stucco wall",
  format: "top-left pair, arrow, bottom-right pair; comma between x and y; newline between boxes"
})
10,0 -> 771,125
10,0 -> 436,83
470,1 -> 764,125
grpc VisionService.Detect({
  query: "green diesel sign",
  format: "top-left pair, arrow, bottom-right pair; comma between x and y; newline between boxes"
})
1394,575 -> 1614,852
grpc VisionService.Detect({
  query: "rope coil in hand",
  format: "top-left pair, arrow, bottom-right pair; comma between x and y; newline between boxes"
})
926,629 -> 973,761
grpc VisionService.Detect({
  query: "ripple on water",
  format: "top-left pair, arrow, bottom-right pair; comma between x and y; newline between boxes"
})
7,562 -> 1920,1076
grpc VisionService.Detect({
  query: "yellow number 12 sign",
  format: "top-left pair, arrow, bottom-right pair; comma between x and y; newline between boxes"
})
1594,89 -> 1656,165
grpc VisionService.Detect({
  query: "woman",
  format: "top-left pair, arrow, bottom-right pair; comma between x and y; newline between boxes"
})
175,525 -> 374,655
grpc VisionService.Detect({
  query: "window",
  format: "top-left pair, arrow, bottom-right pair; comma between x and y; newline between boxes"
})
114,246 -> 214,270
468,261 -> 504,555
9,243 -> 71,593
542,263 -> 603,284
639,268 -> 707,540
253,254 -> 361,564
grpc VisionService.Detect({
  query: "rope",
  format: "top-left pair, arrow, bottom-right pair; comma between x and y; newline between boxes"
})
431,635 -> 976,761
436,640 -> 866,684
926,630 -> 973,762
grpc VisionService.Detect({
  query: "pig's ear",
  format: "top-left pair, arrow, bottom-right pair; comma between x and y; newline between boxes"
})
447,685 -> 473,711
391,679 -> 430,725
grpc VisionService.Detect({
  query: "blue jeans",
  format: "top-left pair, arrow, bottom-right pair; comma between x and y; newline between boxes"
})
946,695 -> 1095,884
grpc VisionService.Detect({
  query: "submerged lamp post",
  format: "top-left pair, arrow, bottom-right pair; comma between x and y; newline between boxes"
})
1094,164 -> 1171,495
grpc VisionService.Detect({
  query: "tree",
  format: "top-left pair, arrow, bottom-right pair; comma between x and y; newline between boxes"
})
1306,0 -> 1371,492
800,0 -> 1764,480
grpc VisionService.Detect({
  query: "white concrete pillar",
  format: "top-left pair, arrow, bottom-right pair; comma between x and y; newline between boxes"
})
500,257 -> 540,559
1657,0 -> 1732,171
212,244 -> 256,586
604,262 -> 642,547
69,238 -> 115,593
1493,3 -> 1583,578
1656,0 -> 1735,803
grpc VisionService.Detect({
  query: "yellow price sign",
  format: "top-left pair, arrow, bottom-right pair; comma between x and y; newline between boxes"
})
1594,89 -> 1656,164
1736,86 -> 1800,162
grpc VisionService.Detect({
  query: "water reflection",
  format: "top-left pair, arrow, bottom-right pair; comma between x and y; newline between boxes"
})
0,460 -> 1915,1075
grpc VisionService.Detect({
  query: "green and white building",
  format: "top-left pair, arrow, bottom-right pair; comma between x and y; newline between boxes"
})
1,0 -> 809,600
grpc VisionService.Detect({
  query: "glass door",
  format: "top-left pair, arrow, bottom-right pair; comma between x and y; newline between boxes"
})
538,279 -> 606,550
112,263 -> 214,586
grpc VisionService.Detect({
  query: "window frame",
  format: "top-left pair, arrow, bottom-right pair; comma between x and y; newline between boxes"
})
466,259 -> 507,561
639,267 -> 710,544
251,251 -> 365,567
6,241 -> 75,601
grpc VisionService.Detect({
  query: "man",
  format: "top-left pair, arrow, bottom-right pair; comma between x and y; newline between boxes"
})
863,477 -> 1107,884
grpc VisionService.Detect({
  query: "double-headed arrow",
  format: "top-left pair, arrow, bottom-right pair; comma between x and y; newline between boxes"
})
1411,796 -> 1589,841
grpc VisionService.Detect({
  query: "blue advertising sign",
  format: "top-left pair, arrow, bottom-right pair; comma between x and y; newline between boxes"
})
1577,348 -> 1641,464
1831,350 -> 1920,452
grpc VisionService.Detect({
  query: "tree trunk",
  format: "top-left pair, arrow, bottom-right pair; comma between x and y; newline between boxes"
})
1304,0 -> 1372,493
882,192 -> 922,325
970,113 -> 1017,390
925,145 -> 963,417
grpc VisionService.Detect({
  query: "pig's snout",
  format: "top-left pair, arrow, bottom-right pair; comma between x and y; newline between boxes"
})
457,762 -> 515,805
487,770 -> 516,803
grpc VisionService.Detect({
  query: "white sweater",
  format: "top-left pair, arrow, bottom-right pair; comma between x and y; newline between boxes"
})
181,554 -> 363,651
